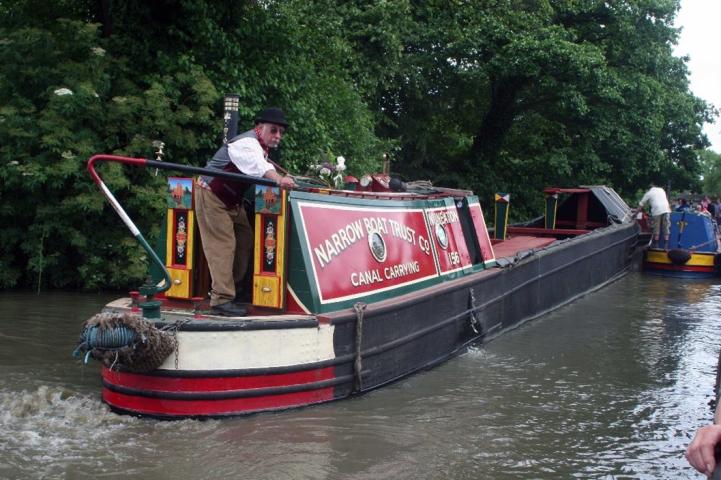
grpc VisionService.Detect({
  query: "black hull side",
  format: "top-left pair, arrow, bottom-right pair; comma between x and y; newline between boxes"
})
330,222 -> 640,396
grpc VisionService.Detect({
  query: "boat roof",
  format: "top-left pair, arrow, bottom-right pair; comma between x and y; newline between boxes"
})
580,185 -> 633,221
535,185 -> 632,228
668,210 -> 719,252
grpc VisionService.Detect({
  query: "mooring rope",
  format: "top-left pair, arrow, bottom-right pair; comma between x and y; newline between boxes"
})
685,236 -> 718,251
85,325 -> 137,348
353,302 -> 367,392
469,288 -> 481,334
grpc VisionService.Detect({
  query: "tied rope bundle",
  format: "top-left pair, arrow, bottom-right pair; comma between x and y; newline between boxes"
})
73,312 -> 176,373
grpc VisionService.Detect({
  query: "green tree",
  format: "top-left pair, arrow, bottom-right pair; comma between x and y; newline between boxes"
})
377,0 -> 712,217
0,0 -> 394,289
701,149 -> 721,197
0,4 -> 218,289
0,0 -> 713,289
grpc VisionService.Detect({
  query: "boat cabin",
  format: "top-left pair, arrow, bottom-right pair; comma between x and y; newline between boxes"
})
153,181 -> 632,316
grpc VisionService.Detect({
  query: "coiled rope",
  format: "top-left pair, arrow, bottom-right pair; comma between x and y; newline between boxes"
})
73,312 -> 176,373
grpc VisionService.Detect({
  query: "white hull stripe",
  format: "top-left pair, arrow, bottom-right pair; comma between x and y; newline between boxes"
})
161,325 -> 336,370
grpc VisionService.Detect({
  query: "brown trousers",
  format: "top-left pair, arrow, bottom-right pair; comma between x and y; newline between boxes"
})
194,187 -> 252,306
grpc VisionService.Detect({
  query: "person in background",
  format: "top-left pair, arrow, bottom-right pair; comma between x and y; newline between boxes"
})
715,198 -> 721,226
637,183 -> 671,249
696,203 -> 713,218
702,196 -> 711,212
195,107 -> 296,316
676,198 -> 691,212
707,197 -> 716,218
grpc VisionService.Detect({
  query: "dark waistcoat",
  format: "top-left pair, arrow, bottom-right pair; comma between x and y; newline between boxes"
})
201,129 -> 258,208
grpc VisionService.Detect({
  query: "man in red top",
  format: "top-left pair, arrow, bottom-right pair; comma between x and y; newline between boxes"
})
195,107 -> 295,316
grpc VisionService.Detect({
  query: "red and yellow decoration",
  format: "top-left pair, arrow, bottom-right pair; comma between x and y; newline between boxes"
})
253,186 -> 288,309
164,178 -> 196,299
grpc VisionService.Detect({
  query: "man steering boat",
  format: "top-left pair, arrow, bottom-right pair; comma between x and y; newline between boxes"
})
194,107 -> 295,316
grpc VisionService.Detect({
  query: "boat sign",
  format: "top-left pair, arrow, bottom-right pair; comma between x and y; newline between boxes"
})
296,201 -> 440,304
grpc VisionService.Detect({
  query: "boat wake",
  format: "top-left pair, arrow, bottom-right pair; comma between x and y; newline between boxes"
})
0,385 -> 138,479
2,385 -> 98,419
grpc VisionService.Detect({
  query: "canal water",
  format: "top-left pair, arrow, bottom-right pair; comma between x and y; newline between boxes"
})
1,272 -> 720,479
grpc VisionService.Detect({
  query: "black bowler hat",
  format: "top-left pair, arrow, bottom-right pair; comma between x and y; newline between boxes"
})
255,107 -> 289,127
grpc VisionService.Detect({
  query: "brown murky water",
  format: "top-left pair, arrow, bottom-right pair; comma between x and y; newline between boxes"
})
1,272 -> 720,479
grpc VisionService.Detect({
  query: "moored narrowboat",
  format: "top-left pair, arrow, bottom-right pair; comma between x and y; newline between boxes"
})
77,152 -> 640,419
643,210 -> 721,278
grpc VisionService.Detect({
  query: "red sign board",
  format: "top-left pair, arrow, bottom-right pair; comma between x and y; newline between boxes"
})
297,203 -> 440,303
424,206 -> 474,273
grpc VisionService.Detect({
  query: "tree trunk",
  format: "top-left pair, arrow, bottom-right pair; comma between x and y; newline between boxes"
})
470,76 -> 528,165
95,0 -> 113,37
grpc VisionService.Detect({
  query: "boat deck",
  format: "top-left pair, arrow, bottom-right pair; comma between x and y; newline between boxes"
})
492,235 -> 557,259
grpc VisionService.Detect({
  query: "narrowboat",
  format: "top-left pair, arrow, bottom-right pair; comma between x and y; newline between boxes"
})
75,146 -> 641,419
643,210 -> 721,278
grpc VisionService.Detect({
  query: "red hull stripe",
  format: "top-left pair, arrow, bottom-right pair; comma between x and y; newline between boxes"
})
645,263 -> 714,273
102,386 -> 335,417
102,374 -> 352,400
102,366 -> 335,393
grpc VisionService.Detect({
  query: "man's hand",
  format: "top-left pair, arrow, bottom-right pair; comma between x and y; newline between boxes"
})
264,170 -> 295,189
686,424 -> 721,476
278,175 -> 295,189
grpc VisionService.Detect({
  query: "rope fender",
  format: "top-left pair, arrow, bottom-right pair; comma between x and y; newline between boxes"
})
73,312 -> 177,373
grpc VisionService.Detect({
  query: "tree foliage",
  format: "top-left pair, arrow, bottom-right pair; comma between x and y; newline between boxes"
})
0,0 -> 713,290
378,0 -> 712,212
701,149 -> 721,197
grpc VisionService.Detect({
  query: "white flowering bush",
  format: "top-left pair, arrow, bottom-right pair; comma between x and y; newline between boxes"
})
309,155 -> 346,189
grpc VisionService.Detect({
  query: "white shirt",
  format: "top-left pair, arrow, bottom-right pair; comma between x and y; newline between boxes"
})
228,137 -> 276,178
639,187 -> 671,216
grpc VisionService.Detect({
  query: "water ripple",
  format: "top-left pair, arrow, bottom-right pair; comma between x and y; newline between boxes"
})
2,276 -> 721,479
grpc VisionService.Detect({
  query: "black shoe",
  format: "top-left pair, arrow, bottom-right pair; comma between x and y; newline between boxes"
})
211,302 -> 247,317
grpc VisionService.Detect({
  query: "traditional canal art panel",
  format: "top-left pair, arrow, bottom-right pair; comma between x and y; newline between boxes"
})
297,202 -> 439,303
425,205 -> 474,274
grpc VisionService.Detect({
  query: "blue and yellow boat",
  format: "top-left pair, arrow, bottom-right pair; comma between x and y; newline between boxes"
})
643,211 -> 721,278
